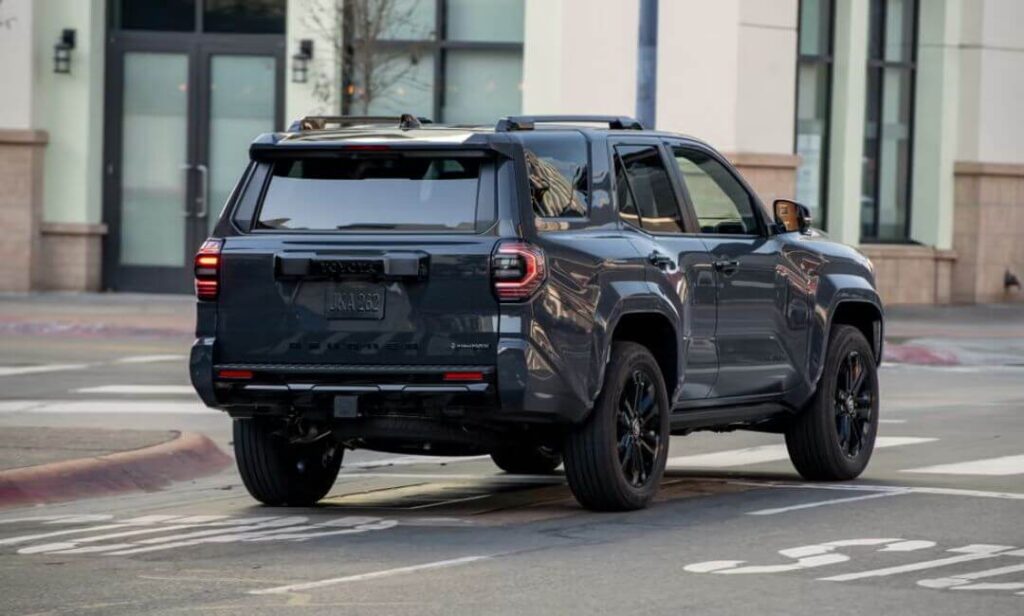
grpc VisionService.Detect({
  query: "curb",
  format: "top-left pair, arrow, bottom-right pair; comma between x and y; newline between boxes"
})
0,432 -> 233,509
883,343 -> 960,366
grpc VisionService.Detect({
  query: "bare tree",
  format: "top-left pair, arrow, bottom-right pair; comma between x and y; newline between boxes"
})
303,0 -> 432,115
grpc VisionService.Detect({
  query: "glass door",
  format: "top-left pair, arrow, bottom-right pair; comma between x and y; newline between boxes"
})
104,37 -> 282,293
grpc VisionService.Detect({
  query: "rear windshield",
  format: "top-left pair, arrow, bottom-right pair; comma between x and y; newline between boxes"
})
255,155 -> 483,232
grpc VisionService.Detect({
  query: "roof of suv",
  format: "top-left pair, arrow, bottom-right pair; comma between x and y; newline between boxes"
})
250,114 -> 709,151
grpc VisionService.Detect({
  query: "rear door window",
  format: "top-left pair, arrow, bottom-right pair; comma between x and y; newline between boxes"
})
255,155 -> 483,232
614,145 -> 685,233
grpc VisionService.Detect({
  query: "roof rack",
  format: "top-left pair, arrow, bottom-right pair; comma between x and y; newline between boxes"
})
288,114 -> 431,132
495,115 -> 645,132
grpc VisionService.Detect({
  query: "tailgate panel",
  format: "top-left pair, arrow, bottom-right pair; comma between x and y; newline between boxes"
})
216,235 -> 500,367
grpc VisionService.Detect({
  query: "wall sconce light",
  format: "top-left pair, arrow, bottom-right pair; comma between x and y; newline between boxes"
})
53,29 -> 76,74
291,39 -> 314,84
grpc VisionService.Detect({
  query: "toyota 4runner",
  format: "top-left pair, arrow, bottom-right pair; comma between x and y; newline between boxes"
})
190,114 -> 884,511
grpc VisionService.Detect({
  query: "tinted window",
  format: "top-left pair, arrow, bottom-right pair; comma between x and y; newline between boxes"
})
256,156 -> 482,232
673,148 -> 758,235
204,0 -> 286,33
615,145 -> 684,233
519,133 -> 588,219
116,0 -> 195,31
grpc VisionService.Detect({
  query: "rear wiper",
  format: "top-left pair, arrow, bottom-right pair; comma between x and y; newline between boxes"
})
335,223 -> 398,230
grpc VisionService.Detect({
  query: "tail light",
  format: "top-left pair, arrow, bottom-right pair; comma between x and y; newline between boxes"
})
194,238 -> 223,301
491,240 -> 546,301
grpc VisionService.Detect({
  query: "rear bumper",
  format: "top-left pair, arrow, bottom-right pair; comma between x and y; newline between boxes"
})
189,338 -> 585,424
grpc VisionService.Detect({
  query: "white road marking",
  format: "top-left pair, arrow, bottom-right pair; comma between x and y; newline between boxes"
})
748,489 -> 912,516
249,554 -> 495,595
819,544 -> 1016,582
879,419 -> 907,424
0,400 -> 216,415
918,558 -> 1024,589
667,437 -> 937,468
730,480 -> 1024,502
114,355 -> 186,364
902,454 -> 1024,476
685,539 -> 936,575
74,385 -> 195,395
0,363 -> 89,377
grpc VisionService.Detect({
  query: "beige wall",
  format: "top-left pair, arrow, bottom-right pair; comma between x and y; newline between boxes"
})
0,0 -> 35,130
286,0 -> 342,122
523,0 -> 638,116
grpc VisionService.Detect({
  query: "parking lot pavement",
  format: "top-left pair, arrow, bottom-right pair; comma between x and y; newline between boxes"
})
0,294 -> 1022,614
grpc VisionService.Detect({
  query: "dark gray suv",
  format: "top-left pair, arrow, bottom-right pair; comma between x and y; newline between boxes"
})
190,114 -> 883,511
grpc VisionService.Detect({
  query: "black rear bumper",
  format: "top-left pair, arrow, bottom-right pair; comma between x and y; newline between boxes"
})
189,338 -> 584,425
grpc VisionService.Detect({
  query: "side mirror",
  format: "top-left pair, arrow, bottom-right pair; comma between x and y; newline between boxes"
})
773,198 -> 812,234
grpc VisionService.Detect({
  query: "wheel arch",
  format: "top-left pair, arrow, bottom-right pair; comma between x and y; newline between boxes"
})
608,310 -> 680,401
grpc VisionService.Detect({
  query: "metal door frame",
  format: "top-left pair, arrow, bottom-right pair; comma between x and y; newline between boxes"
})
102,30 -> 284,293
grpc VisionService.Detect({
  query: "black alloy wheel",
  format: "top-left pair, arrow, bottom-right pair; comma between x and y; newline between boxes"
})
617,368 -> 662,487
834,350 -> 873,458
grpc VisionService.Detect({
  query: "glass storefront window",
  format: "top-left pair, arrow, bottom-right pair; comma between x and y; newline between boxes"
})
861,0 -> 918,242
443,49 -> 522,124
446,0 -> 524,42
204,0 -> 286,34
343,0 -> 525,123
795,0 -> 833,228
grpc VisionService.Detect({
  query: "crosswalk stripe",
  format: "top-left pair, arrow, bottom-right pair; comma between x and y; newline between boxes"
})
901,454 -> 1024,476
666,437 -> 937,469
0,400 -> 217,415
74,385 -> 195,395
0,363 -> 89,377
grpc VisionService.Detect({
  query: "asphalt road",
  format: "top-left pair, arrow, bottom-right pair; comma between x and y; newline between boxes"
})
1,327 -> 1023,614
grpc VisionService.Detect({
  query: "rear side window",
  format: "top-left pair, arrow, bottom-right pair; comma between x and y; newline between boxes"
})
255,155 -> 483,232
518,133 -> 588,218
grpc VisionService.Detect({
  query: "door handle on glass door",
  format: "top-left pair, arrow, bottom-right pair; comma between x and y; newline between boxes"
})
179,164 -> 193,218
195,164 -> 209,218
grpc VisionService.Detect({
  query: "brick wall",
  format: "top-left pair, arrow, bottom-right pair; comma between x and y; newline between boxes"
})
0,130 -> 47,292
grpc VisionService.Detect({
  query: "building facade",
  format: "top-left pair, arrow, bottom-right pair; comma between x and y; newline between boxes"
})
1,0 -> 1022,304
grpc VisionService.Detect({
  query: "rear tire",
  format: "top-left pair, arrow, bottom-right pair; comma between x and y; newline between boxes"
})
233,418 -> 342,506
563,342 -> 670,511
786,325 -> 879,480
490,446 -> 562,474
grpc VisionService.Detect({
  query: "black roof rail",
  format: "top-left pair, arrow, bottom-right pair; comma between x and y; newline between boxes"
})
288,114 -> 432,132
495,115 -> 645,132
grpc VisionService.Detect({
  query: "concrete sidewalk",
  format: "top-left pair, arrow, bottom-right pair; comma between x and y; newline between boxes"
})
0,427 -> 176,471
885,303 -> 1024,366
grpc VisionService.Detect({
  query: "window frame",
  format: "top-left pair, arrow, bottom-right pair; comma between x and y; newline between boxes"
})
341,0 -> 524,122
794,0 -> 835,230
664,141 -> 768,239
608,138 -> 693,236
860,0 -> 920,244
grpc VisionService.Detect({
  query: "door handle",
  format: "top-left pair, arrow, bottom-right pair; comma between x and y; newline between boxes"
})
647,251 -> 675,270
713,259 -> 740,274
195,164 -> 209,219
179,164 -> 193,218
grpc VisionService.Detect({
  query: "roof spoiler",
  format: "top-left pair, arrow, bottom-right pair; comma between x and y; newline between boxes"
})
494,115 -> 645,132
288,114 -> 432,132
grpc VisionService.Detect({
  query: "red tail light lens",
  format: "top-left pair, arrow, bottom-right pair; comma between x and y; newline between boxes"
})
491,240 -> 546,301
194,238 -> 223,301
443,371 -> 485,382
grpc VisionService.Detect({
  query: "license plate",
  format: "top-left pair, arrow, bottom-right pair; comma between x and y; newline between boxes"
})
325,284 -> 385,320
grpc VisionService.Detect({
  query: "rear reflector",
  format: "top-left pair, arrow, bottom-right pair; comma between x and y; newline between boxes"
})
194,238 -> 223,301
443,371 -> 485,382
217,369 -> 253,380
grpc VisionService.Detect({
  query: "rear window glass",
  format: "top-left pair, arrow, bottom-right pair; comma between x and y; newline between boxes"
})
255,156 -> 482,232
519,133 -> 588,218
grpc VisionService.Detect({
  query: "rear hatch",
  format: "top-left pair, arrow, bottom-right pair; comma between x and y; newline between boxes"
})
215,145 -> 504,369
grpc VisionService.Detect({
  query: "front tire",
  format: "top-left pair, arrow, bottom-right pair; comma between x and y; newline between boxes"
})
563,342 -> 670,511
786,325 -> 879,480
233,418 -> 342,506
